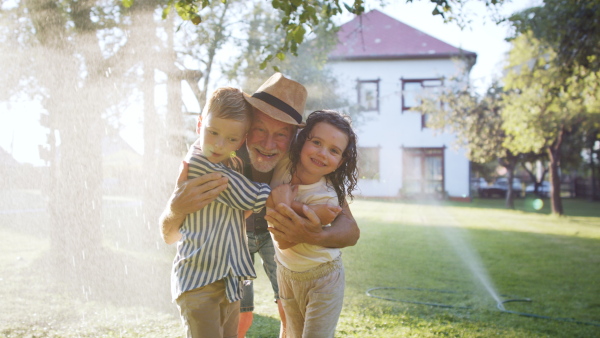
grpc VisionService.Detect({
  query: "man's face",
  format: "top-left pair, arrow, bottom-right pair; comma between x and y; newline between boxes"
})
246,110 -> 295,173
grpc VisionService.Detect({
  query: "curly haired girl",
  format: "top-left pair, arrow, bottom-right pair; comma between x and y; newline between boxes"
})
266,109 -> 359,338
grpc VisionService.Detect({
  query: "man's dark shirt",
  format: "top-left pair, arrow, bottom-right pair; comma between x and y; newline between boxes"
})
238,145 -> 269,234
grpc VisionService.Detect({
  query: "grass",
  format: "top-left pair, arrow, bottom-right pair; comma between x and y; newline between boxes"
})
1,190 -> 599,337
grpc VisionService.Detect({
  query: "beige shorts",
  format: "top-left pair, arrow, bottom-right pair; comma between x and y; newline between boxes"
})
276,256 -> 345,338
175,279 -> 240,338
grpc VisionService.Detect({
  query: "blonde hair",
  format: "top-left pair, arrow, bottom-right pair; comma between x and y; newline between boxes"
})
201,87 -> 252,129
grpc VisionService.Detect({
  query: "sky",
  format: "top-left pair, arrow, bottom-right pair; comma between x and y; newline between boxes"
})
0,0 -> 542,166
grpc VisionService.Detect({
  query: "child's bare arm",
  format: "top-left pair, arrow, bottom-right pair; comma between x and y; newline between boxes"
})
267,184 -> 297,249
269,185 -> 341,225
304,204 -> 342,225
288,202 -> 341,226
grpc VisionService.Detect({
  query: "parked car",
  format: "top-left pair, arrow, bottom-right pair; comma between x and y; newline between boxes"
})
526,181 -> 551,198
478,178 -> 522,198
471,177 -> 488,191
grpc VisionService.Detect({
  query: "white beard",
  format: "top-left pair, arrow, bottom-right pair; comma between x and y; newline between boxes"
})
248,150 -> 281,173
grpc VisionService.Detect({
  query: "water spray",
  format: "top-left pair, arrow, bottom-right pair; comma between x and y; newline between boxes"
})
366,287 -> 600,327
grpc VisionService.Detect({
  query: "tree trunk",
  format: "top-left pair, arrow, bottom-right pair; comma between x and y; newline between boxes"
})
165,14 -> 185,156
128,8 -> 164,247
505,167 -> 515,209
27,0 -> 104,265
499,154 -> 518,209
590,135 -> 598,201
547,132 -> 564,215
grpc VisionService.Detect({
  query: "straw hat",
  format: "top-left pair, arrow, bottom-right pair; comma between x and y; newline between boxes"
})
244,73 -> 307,126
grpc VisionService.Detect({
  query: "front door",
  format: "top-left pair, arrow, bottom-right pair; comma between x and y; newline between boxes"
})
402,147 -> 445,198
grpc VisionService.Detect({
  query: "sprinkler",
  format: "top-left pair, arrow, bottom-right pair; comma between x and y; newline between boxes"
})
366,287 -> 600,327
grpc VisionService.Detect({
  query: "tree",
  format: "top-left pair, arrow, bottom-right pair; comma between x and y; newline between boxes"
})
418,80 -> 526,208
502,32 -> 600,215
8,0 -> 116,282
174,0 -> 247,108
1,0 -> 178,283
510,0 -> 600,75
125,0 -> 509,68
224,1 -> 350,118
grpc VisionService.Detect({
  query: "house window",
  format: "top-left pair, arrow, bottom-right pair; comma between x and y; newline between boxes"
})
357,79 -> 379,112
401,78 -> 443,128
402,147 -> 445,197
358,147 -> 380,180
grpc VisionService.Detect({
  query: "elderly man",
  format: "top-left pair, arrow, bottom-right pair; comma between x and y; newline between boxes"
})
160,73 -> 359,338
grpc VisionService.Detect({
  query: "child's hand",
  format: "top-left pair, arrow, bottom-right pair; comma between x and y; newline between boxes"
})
306,204 -> 342,226
244,210 -> 253,219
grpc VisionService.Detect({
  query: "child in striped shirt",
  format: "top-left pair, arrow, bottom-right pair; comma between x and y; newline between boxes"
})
171,87 -> 271,338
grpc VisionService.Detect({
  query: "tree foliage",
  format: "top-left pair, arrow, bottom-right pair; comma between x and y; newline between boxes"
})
509,0 -> 600,74
124,0 -> 508,68
223,1 -> 349,120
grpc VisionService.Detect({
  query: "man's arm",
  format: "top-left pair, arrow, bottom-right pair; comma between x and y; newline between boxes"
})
265,201 -> 359,248
159,161 -> 229,245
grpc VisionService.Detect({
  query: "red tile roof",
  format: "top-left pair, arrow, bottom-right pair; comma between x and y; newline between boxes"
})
329,9 -> 476,61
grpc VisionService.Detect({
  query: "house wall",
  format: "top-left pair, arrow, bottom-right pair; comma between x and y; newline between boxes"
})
327,58 -> 471,198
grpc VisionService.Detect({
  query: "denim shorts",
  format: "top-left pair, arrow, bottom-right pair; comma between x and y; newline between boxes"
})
240,231 -> 279,313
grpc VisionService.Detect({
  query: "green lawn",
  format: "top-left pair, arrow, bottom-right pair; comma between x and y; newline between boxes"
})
1,191 -> 599,337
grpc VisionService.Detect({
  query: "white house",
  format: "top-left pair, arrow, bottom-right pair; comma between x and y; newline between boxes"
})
327,10 -> 476,201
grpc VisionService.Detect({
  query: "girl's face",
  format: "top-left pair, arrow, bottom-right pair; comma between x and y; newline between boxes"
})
297,121 -> 349,184
197,113 -> 247,164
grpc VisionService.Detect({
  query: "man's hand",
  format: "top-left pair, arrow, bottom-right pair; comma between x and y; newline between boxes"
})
266,203 -> 323,246
159,161 -> 228,244
266,201 -> 359,249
